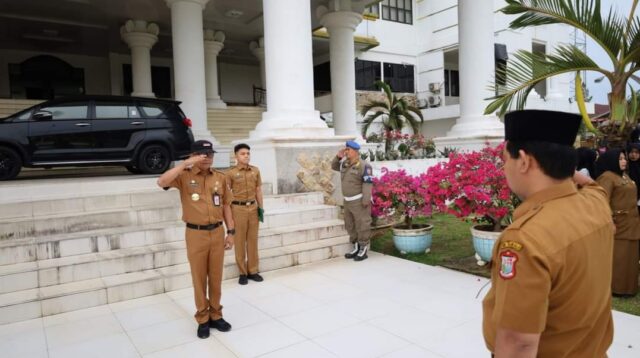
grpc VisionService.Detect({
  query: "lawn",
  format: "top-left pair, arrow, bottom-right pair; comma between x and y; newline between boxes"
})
370,214 -> 640,316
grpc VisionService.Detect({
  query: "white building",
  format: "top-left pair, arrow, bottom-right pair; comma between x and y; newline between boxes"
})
0,0 -> 589,191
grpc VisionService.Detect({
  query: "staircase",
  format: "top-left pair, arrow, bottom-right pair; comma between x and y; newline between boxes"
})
0,176 -> 349,324
207,106 -> 264,145
0,99 -> 42,117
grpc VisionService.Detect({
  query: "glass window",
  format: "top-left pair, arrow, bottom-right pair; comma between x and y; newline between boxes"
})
444,69 -> 460,97
39,103 -> 88,120
365,3 -> 379,16
383,63 -> 414,93
355,60 -> 381,91
139,101 -> 171,118
95,103 -> 140,119
381,0 -> 412,24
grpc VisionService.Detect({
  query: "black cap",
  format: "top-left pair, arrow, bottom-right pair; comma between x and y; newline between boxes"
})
504,110 -> 581,146
191,140 -> 216,154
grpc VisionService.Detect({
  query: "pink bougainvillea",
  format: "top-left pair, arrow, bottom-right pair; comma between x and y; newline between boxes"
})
372,168 -> 434,228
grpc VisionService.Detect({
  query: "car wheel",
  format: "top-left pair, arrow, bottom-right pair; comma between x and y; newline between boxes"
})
125,165 -> 143,174
137,144 -> 171,174
0,146 -> 22,180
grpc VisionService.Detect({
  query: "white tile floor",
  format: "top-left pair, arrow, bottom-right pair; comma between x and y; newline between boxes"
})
1,253 -> 639,358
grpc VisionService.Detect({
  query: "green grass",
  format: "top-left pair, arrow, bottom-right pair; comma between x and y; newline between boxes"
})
370,214 -> 640,316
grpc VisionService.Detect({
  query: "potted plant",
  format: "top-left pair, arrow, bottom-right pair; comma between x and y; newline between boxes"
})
426,143 -> 519,265
372,168 -> 435,254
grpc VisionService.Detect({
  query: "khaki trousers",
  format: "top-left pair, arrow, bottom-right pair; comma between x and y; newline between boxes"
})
185,226 -> 225,324
232,204 -> 260,275
343,199 -> 372,247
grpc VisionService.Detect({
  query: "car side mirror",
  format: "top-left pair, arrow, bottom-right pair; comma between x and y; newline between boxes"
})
33,110 -> 52,121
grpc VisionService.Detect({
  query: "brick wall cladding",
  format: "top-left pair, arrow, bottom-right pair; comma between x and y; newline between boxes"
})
355,91 -> 418,111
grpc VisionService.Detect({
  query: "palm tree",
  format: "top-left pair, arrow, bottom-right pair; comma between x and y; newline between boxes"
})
485,0 -> 640,147
360,81 -> 424,153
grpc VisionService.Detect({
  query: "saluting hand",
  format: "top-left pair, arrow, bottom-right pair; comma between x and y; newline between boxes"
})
183,154 -> 207,167
337,148 -> 346,159
224,234 -> 234,250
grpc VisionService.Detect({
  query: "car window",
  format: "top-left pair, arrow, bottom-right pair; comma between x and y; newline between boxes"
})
17,110 -> 32,120
95,103 -> 140,119
139,101 -> 171,118
39,103 -> 88,120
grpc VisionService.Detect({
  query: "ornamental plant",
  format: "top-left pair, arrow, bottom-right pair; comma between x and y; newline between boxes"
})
425,143 -> 518,232
372,168 -> 434,229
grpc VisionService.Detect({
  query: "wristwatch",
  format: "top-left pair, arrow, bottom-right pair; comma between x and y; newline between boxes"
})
227,228 -> 236,235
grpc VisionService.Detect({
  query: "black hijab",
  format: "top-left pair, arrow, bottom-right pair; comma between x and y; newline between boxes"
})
627,143 -> 640,198
595,149 -> 624,178
576,147 -> 597,177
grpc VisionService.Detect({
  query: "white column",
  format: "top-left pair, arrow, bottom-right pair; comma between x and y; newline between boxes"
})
249,38 -> 266,89
120,20 -> 159,98
166,0 -> 217,143
251,0 -> 332,139
443,0 -> 503,140
319,10 -> 362,138
204,29 -> 227,109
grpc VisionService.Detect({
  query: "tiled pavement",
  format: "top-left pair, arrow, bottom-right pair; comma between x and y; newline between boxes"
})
1,253 -> 638,358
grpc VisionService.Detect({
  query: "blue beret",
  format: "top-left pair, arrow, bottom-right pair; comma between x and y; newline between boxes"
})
346,140 -> 360,150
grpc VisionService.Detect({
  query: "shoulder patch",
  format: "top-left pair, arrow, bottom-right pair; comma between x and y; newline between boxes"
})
499,250 -> 519,280
362,164 -> 373,184
499,241 -> 523,251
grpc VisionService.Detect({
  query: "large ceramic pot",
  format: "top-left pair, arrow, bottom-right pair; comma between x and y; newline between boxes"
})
392,224 -> 434,254
471,225 -> 502,266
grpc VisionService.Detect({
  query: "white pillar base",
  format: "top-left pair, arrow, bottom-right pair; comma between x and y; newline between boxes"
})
434,114 -> 504,152
250,110 -> 335,139
207,98 -> 227,109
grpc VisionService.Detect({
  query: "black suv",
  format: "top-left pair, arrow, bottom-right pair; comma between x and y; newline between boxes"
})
0,95 -> 194,180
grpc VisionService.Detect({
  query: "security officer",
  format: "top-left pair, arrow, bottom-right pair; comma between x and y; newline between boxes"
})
332,140 -> 373,261
157,140 -> 235,339
482,110 -> 614,357
225,143 -> 264,285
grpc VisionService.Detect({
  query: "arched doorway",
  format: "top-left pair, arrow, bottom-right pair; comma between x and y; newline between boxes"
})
8,55 -> 85,99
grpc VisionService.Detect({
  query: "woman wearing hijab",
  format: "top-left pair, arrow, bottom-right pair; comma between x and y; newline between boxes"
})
627,143 -> 640,213
576,147 -> 597,178
596,149 -> 640,296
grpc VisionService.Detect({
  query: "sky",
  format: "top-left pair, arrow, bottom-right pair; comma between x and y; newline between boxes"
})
586,0 -> 638,104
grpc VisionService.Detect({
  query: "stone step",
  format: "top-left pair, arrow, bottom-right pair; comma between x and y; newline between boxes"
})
0,219 -> 346,293
0,235 -> 351,324
0,203 -> 339,249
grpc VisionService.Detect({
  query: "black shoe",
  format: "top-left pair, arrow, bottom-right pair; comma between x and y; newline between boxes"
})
197,322 -> 210,339
345,243 -> 359,259
353,245 -> 368,261
238,275 -> 248,285
209,318 -> 232,332
247,273 -> 264,282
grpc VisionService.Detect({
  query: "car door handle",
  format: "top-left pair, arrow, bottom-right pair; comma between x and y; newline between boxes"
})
130,121 -> 144,125
75,122 -> 91,127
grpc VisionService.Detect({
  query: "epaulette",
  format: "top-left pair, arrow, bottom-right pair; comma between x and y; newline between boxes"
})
506,204 -> 543,231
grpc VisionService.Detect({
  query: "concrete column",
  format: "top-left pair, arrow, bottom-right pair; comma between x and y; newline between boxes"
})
165,0 -> 217,143
436,0 -> 503,149
249,38 -> 266,89
120,20 -> 159,98
250,0 -> 332,139
319,10 -> 362,137
204,29 -> 226,109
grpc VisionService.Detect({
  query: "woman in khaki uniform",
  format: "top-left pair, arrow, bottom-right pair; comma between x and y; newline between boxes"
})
596,149 -> 640,296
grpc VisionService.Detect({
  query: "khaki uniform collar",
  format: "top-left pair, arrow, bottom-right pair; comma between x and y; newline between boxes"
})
513,180 -> 577,220
236,164 -> 252,171
191,166 -> 212,176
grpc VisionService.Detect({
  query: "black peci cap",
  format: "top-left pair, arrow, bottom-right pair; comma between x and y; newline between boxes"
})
504,110 -> 581,146
191,140 -> 216,154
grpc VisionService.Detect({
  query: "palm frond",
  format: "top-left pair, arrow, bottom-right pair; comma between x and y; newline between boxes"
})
500,0 -> 627,63
375,81 -> 394,104
361,111 -> 387,137
360,100 -> 389,117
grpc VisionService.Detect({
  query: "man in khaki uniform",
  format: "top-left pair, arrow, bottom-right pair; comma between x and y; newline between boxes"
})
483,110 -> 614,357
332,140 -> 373,261
226,143 -> 264,285
157,140 -> 235,339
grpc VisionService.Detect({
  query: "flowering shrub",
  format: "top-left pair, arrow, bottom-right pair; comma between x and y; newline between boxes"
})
366,130 -> 435,160
372,168 -> 434,228
425,143 -> 518,232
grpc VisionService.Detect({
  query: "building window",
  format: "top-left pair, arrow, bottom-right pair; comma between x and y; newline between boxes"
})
313,62 -> 332,92
356,60 -> 382,91
365,3 -> 379,17
384,63 -> 414,93
444,69 -> 459,97
381,0 -> 413,25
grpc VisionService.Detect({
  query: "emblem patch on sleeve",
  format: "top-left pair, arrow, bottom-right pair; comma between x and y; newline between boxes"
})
362,164 -> 373,183
499,250 -> 519,280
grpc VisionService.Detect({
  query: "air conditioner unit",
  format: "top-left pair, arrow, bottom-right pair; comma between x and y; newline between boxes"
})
429,82 -> 441,92
428,95 -> 441,107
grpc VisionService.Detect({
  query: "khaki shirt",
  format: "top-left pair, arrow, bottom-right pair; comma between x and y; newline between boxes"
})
482,181 -> 614,358
596,171 -> 640,241
225,165 -> 262,201
331,156 -> 373,202
164,167 -> 232,225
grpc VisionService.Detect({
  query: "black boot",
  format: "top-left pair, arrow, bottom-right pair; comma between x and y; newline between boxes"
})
345,242 -> 359,259
209,318 -> 232,332
247,273 -> 264,282
238,275 -> 248,285
353,244 -> 368,261
197,322 -> 210,338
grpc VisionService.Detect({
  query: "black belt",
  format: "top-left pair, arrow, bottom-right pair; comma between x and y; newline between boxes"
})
186,222 -> 223,231
232,200 -> 256,206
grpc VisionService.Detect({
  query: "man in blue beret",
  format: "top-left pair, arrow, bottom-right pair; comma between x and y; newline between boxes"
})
332,140 -> 373,261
